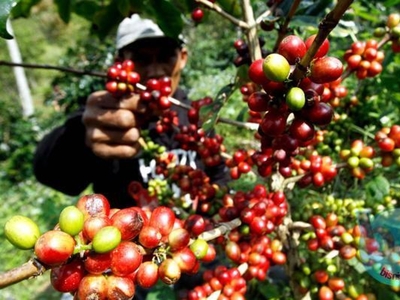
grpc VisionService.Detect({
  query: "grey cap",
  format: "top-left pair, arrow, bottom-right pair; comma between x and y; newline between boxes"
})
116,14 -> 182,50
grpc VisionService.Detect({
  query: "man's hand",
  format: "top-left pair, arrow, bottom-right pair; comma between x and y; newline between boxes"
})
83,90 -> 148,159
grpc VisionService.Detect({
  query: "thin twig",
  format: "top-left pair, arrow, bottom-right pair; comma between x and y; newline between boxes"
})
255,2 -> 278,24
0,61 -> 258,131
273,0 -> 302,52
0,60 -> 107,78
377,33 -> 392,49
195,0 -> 249,29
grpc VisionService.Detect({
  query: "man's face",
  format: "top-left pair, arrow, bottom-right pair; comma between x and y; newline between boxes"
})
121,38 -> 188,95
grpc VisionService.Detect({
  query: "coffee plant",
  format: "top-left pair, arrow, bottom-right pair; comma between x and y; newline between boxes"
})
1,0 -> 400,300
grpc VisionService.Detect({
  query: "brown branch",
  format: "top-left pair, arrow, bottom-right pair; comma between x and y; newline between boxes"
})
0,61 -> 259,130
197,218 -> 242,242
241,0 -> 262,61
276,213 -> 305,300
195,0 -> 249,29
273,0 -> 302,52
0,258 -> 47,289
291,0 -> 354,81
377,33 -> 392,49
290,221 -> 313,231
291,0 -> 355,83
218,117 -> 259,130
0,60 -> 107,78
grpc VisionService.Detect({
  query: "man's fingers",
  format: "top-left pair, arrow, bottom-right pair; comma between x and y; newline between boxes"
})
87,127 -> 141,144
87,90 -> 147,112
83,107 -> 136,129
91,143 -> 142,159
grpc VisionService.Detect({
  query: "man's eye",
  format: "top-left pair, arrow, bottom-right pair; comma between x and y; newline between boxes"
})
158,53 -> 177,63
133,54 -> 152,65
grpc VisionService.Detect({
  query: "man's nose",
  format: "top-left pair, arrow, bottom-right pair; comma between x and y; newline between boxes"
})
145,58 -> 167,79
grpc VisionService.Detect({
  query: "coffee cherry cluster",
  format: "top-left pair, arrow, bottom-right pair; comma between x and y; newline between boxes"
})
374,13 -> 400,53
105,59 -> 140,97
139,77 -> 173,112
138,133 -> 168,164
5,194 -> 221,299
168,165 -> 218,214
174,124 -> 201,152
294,258 -> 348,299
182,235 -> 287,300
151,154 -> 220,214
150,95 -> 225,169
320,77 -> 348,108
225,149 -> 255,180
155,109 -> 179,134
197,135 -> 225,167
306,214 -> 373,264
187,96 -> 213,125
375,124 -> 400,167
304,210 -> 390,258
344,39 -> 384,79
106,60 -> 173,113
181,265 -> 247,300
147,177 -> 172,204
245,34 -> 341,180
219,185 -> 288,237
233,38 -> 268,67
239,82 -> 264,124
174,125 -> 225,168
339,139 -> 375,180
291,151 -> 337,188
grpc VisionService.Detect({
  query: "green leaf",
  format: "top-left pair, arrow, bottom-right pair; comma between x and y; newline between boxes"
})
170,0 -> 196,13
73,0 -> 100,21
290,15 -> 320,29
54,0 -> 72,23
373,282 -> 400,300
147,0 -> 183,40
236,106 -> 249,123
351,2 -> 383,23
385,0 -> 400,7
365,175 -> 390,203
128,0 -> 146,12
92,0 -> 124,38
257,282 -> 282,299
200,81 -> 237,133
331,19 -> 359,37
217,0 -> 242,18
145,281 -> 175,300
236,64 -> 250,85
117,0 -> 131,17
303,0 -> 334,16
9,0 -> 39,18
0,0 -> 17,39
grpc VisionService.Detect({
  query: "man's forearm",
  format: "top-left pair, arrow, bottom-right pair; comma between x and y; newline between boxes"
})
33,113 -> 94,195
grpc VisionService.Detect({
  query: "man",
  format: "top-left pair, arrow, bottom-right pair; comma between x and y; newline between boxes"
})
33,14 -> 228,208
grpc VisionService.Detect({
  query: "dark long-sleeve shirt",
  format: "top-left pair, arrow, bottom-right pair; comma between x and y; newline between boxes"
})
33,89 -> 228,208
